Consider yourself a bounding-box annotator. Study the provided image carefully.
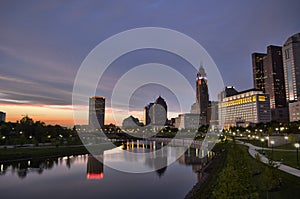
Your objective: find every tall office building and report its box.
[252,45,289,122]
[252,53,267,92]
[196,66,209,125]
[144,96,167,126]
[0,111,6,122]
[89,96,105,129]
[283,33,300,102]
[144,103,154,125]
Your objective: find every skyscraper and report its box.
[0,111,6,123]
[196,66,209,125]
[252,53,267,92]
[89,96,105,129]
[264,45,288,122]
[283,33,300,102]
[252,45,289,122]
[144,96,167,126]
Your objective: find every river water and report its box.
[0,141,213,199]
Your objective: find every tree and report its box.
[259,166,281,199]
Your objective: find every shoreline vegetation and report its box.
[0,145,88,162]
[188,141,300,199]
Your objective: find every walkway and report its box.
[237,140,300,177]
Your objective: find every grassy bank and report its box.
[191,141,300,199]
[0,145,88,162]
[258,149,300,169]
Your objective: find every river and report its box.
[0,140,213,199]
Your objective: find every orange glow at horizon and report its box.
[0,103,133,127]
[0,103,180,127]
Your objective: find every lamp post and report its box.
[284,136,288,146]
[261,138,265,153]
[270,140,275,159]
[295,143,299,168]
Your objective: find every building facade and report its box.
[252,53,267,92]
[174,113,200,129]
[89,96,105,129]
[283,33,300,102]
[122,115,143,129]
[144,96,167,126]
[252,45,289,122]
[289,101,300,122]
[219,89,271,129]
[0,111,6,123]
[195,66,209,125]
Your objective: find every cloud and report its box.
[0,98,31,104]
[0,0,299,125]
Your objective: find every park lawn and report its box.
[257,149,299,169]
[192,141,300,199]
[0,145,88,161]
[274,142,298,150]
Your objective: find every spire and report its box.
[197,62,207,77]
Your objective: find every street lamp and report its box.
[295,143,299,168]
[261,138,265,153]
[265,136,269,140]
[284,136,288,146]
[270,140,275,159]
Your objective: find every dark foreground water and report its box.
[0,143,211,199]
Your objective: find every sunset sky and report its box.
[1,0,299,127]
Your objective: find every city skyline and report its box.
[1,1,299,126]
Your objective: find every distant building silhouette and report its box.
[144,96,167,126]
[89,96,105,129]
[122,115,143,129]
[196,66,209,125]
[0,111,6,123]
[174,113,200,129]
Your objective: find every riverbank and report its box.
[0,145,88,162]
[187,141,300,199]
[184,143,226,199]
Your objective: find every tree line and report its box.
[0,116,81,146]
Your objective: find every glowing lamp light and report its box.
[284,136,288,140]
[270,140,275,145]
[295,143,300,148]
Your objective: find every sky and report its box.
[0,0,300,127]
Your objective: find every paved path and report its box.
[237,140,300,178]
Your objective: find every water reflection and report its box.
[0,140,214,182]
[0,157,61,179]
[87,155,104,180]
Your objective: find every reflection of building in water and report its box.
[143,143,168,177]
[0,157,63,179]
[178,148,215,183]
[86,155,104,180]
[145,155,168,177]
